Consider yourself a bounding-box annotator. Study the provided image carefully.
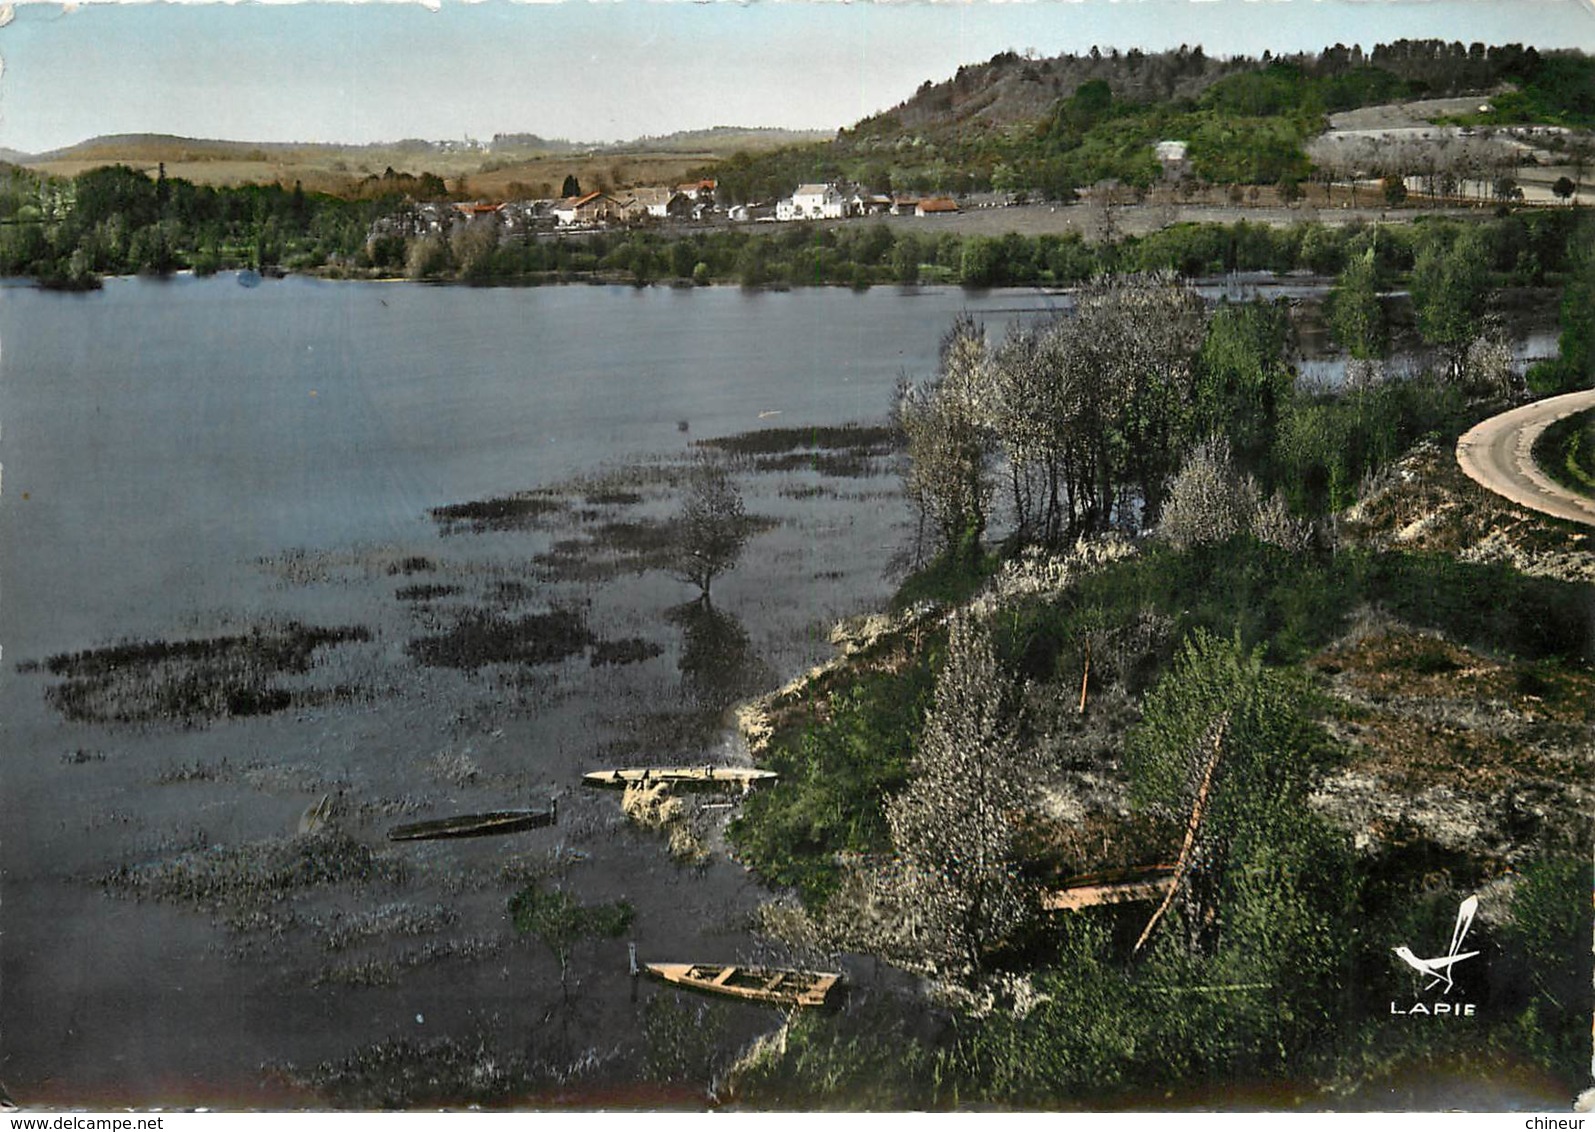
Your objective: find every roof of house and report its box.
[793,183,839,197]
[624,187,682,207]
[917,197,960,213]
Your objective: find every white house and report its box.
[1155,140,1190,181]
[777,183,848,221]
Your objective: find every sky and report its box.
[2,0,1594,155]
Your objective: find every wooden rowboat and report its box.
[1042,864,1176,912]
[387,804,556,842]
[582,767,778,789]
[644,962,841,1007]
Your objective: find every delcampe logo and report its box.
[1391,894,1479,1017]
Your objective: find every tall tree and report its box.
[899,316,996,565]
[885,614,1036,978]
[1411,223,1493,379]
[1327,246,1387,363]
[672,458,749,602]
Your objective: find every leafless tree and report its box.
[672,458,749,602]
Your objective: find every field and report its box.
[23,129,830,198]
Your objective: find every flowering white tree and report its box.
[885,614,1037,977]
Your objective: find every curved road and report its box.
[1456,389,1595,527]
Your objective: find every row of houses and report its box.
[369,177,963,243]
[775,183,960,221]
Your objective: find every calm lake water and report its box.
[0,273,1564,1108]
[0,274,1072,1107]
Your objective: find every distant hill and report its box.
[707,41,1593,202]
[859,47,1245,143]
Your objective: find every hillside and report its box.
[23,127,826,197]
[707,41,1595,203]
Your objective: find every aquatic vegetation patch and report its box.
[696,424,899,479]
[395,583,462,602]
[37,623,371,726]
[590,637,664,667]
[101,830,406,914]
[311,936,501,988]
[60,748,107,765]
[287,1033,618,1109]
[430,494,568,535]
[584,487,645,506]
[695,424,898,458]
[406,608,594,669]
[386,556,438,576]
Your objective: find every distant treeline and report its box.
[381,209,1587,297]
[0,163,405,287]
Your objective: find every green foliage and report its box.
[1498,854,1595,1082]
[1410,223,1494,360]
[1327,247,1387,360]
[1194,301,1296,468]
[1531,409,1595,496]
[507,882,634,990]
[1269,376,1470,515]
[1125,630,1330,818]
[729,662,937,906]
[1529,216,1595,393]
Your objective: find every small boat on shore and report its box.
[1042,864,1176,912]
[582,767,778,789]
[644,962,841,1008]
[387,803,557,842]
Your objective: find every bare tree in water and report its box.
[673,458,748,602]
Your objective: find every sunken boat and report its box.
[387,802,557,842]
[644,962,841,1007]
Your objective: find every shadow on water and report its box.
[666,599,774,715]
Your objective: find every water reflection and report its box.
[666,600,772,713]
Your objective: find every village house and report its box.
[851,191,895,216]
[453,201,505,228]
[676,178,718,203]
[729,202,777,222]
[553,191,621,227]
[915,196,960,217]
[617,187,695,221]
[1155,140,1191,181]
[777,183,848,221]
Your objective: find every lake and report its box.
[0,274,1076,1107]
[0,272,1563,1107]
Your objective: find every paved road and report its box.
[1456,389,1595,527]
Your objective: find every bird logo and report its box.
[1393,895,1479,994]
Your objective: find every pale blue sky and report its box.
[3,0,1593,154]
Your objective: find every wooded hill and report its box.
[704,41,1595,204]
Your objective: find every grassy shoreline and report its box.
[1532,408,1595,497]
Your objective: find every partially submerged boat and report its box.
[387,803,556,842]
[582,766,778,789]
[644,962,841,1008]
